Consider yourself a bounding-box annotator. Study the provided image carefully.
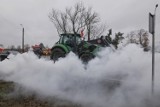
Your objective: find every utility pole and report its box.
[20,24,24,53]
[149,4,158,95]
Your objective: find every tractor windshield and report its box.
[59,35,69,44]
[75,36,81,45]
[59,34,82,45]
[63,35,70,44]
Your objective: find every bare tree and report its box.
[49,2,107,40]
[24,44,30,52]
[127,31,138,44]
[138,29,145,45]
[126,29,150,48]
[49,9,68,35]
[141,32,149,48]
[90,23,107,39]
[10,45,16,50]
[83,7,100,40]
[66,3,84,34]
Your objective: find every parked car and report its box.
[0,50,19,61]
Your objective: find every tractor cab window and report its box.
[76,36,81,45]
[60,34,74,47]
[59,35,70,44]
[59,34,81,46]
[66,35,75,46]
[63,35,69,44]
[59,36,63,44]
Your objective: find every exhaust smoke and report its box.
[0,44,160,107]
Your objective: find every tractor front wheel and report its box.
[50,48,66,62]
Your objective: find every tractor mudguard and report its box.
[51,44,71,54]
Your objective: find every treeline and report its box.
[0,44,30,53]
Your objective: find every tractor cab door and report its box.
[64,35,74,47]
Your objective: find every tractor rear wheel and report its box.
[79,52,95,64]
[50,48,66,62]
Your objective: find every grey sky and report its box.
[0,0,160,47]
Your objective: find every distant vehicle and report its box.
[32,43,51,58]
[0,50,19,61]
[0,48,4,53]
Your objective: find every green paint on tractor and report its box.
[50,33,111,63]
[52,44,71,53]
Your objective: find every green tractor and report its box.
[50,33,100,63]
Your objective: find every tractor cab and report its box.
[51,33,82,61]
[58,33,82,52]
[59,33,81,45]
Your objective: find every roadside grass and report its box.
[0,80,81,107]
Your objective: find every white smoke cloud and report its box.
[0,44,160,107]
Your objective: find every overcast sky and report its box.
[0,0,160,48]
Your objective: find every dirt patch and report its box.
[0,80,81,107]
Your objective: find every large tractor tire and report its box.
[79,52,95,64]
[50,48,66,62]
